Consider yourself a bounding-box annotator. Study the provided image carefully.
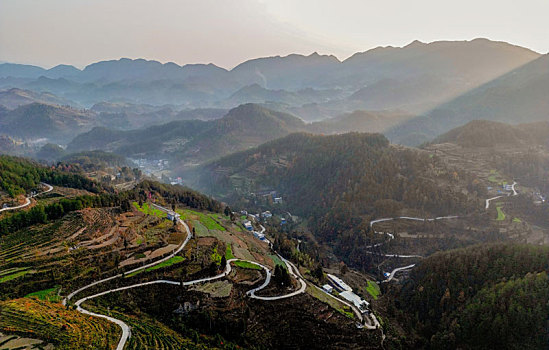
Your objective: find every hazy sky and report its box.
[1,0,548,69]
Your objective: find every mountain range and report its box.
[0,39,540,120]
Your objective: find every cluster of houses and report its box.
[241,210,288,225]
[129,158,170,177]
[251,190,283,205]
[323,274,370,313]
[169,177,183,186]
[241,216,268,242]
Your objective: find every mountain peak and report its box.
[404,40,425,48]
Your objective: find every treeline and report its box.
[394,243,549,349]
[0,180,222,236]
[59,150,131,171]
[0,193,122,236]
[0,155,100,197]
[494,150,549,193]
[133,180,222,213]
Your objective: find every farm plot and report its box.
[0,298,119,349]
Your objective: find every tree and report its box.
[274,264,291,287]
[340,262,348,275]
[220,255,227,269]
[121,199,131,212]
[312,264,324,281]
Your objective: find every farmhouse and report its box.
[322,284,334,293]
[167,211,180,221]
[243,220,253,231]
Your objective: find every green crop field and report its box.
[146,256,184,271]
[225,244,235,260]
[133,201,167,218]
[25,286,62,302]
[210,246,222,264]
[496,206,506,221]
[0,269,32,283]
[268,254,284,267]
[177,209,225,231]
[365,280,381,300]
[126,256,184,277]
[233,260,261,270]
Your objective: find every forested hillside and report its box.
[68,104,307,167]
[0,155,99,196]
[394,243,549,349]
[0,103,95,143]
[196,132,483,269]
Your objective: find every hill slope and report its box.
[0,103,96,143]
[0,88,77,109]
[194,132,483,270]
[67,104,306,167]
[394,243,549,349]
[386,54,549,145]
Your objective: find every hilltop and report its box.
[309,109,412,134]
[430,120,533,148]
[67,104,307,167]
[0,103,95,143]
[0,88,77,109]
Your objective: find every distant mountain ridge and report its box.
[0,39,540,114]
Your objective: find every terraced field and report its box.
[177,208,280,269]
[88,309,225,350]
[0,298,119,349]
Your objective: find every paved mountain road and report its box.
[0,183,53,213]
[65,203,309,349]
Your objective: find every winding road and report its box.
[0,183,53,213]
[381,264,416,283]
[368,215,459,260]
[64,203,308,349]
[485,181,517,209]
[371,181,519,282]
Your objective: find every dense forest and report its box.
[59,150,131,170]
[0,155,99,197]
[393,243,549,349]
[197,132,484,270]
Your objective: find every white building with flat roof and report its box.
[326,274,352,292]
[340,290,369,312]
[322,284,334,293]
